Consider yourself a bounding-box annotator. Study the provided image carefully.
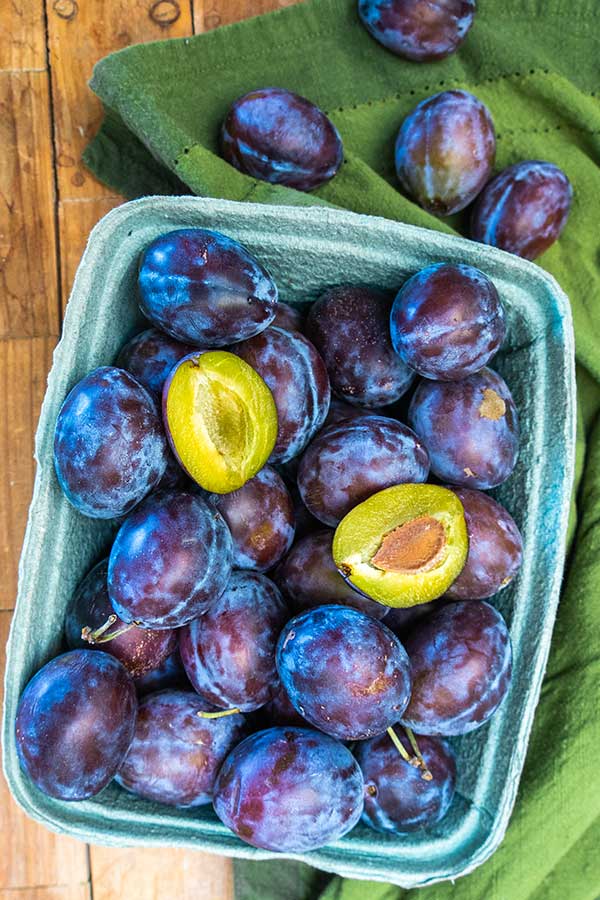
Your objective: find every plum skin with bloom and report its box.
[213,727,364,851]
[108,490,233,629]
[138,228,278,346]
[306,284,414,407]
[445,488,523,599]
[297,415,429,526]
[65,558,177,678]
[277,605,412,740]
[15,650,137,801]
[116,328,196,395]
[221,88,343,192]
[234,326,330,464]
[180,571,289,712]
[116,690,247,807]
[391,263,506,381]
[356,730,456,833]
[408,367,519,489]
[395,90,495,216]
[53,366,168,519]
[471,160,572,260]
[358,0,476,62]
[401,600,513,735]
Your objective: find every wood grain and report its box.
[0,72,60,338]
[89,846,234,900]
[0,0,46,72]
[46,0,194,202]
[194,0,300,31]
[58,198,123,312]
[0,611,90,893]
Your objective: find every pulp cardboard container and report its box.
[2,197,575,888]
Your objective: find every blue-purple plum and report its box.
[138,228,278,346]
[391,264,506,380]
[180,571,288,712]
[401,600,512,735]
[108,491,233,629]
[53,367,168,518]
[221,88,343,192]
[395,90,495,216]
[273,301,304,332]
[277,606,411,740]
[134,648,191,696]
[116,690,246,807]
[262,676,309,728]
[273,529,388,620]
[356,730,456,833]
[359,0,475,61]
[213,727,364,851]
[209,466,295,572]
[234,326,330,464]
[15,650,137,800]
[306,285,414,406]
[297,415,429,526]
[409,367,519,488]
[471,160,572,260]
[65,558,177,678]
[116,328,196,395]
[445,488,523,599]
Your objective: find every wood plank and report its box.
[0,611,90,892]
[0,0,46,72]
[46,0,195,202]
[89,846,234,900]
[58,198,123,312]
[194,0,301,31]
[0,338,56,611]
[0,71,60,339]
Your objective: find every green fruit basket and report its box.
[2,197,575,888]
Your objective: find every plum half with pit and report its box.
[332,483,468,607]
[138,228,278,346]
[395,90,495,216]
[391,263,506,381]
[163,350,277,493]
[358,0,476,62]
[409,367,519,488]
[221,88,343,192]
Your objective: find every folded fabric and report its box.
[84,2,600,898]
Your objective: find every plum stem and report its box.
[197,708,242,719]
[403,726,433,781]
[81,615,136,645]
[386,726,413,764]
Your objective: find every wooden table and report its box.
[1,2,298,897]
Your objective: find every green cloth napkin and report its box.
[84,2,600,897]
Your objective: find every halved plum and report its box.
[163,350,277,493]
[332,484,468,607]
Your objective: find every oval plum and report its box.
[116,328,196,395]
[358,0,475,62]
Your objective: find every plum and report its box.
[297,415,429,526]
[471,160,572,259]
[65,558,177,678]
[261,676,309,728]
[138,228,277,346]
[180,571,288,712]
[272,301,304,332]
[395,90,495,216]
[116,690,246,807]
[15,650,137,800]
[108,490,233,629]
[273,529,389,619]
[221,88,343,192]
[209,466,295,572]
[163,350,277,493]
[116,328,196,395]
[409,367,519,488]
[306,285,414,406]
[332,484,468,606]
[134,648,191,696]
[356,730,456,833]
[53,367,168,518]
[213,727,364,851]
[234,326,330,464]
[390,263,506,380]
[277,605,412,740]
[359,0,475,62]
[401,600,512,734]
[446,488,523,599]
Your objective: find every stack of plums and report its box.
[16,224,523,852]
